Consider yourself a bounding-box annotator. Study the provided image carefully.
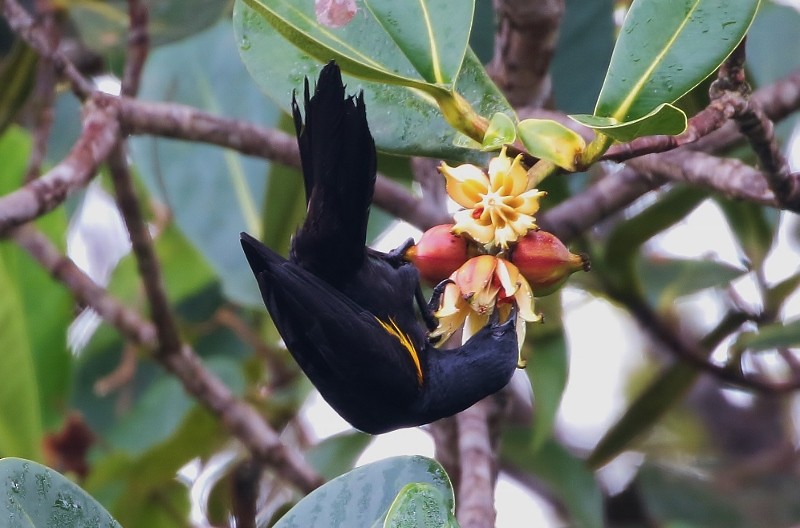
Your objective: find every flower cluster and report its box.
[441,147,547,250]
[404,147,588,367]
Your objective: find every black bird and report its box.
[240,62,519,434]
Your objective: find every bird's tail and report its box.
[290,61,377,284]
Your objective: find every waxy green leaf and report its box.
[596,0,759,122]
[481,112,516,150]
[274,456,454,528]
[517,118,586,170]
[1,458,121,528]
[234,0,513,161]
[571,102,686,142]
[364,0,473,85]
[383,483,460,528]
[733,319,800,353]
[577,0,759,140]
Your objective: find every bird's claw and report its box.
[385,238,416,267]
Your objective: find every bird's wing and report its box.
[241,233,421,396]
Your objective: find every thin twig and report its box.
[0,98,119,237]
[121,0,149,98]
[455,399,499,528]
[1,0,94,98]
[621,293,800,395]
[11,223,323,492]
[538,164,664,244]
[103,94,449,230]
[107,142,182,357]
[627,150,795,211]
[23,0,59,182]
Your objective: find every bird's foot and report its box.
[384,238,415,267]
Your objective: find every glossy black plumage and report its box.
[240,62,519,434]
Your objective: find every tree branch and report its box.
[1,0,94,98]
[487,0,565,108]
[0,98,119,237]
[104,94,448,230]
[120,0,149,98]
[10,224,323,492]
[455,399,499,528]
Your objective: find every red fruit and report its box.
[405,224,470,285]
[510,230,590,296]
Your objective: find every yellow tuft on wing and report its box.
[375,317,423,386]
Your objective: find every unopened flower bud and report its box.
[510,230,590,296]
[405,224,470,285]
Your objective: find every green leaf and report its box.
[526,296,568,451]
[604,186,707,296]
[0,257,43,461]
[129,21,278,306]
[637,256,747,309]
[105,356,244,456]
[588,362,698,469]
[0,126,73,431]
[363,0,474,85]
[747,1,800,88]
[68,0,230,56]
[0,40,36,136]
[306,431,372,480]
[105,223,217,317]
[716,198,776,270]
[482,112,516,151]
[383,483,460,528]
[260,115,308,256]
[594,0,760,123]
[550,0,615,114]
[233,0,513,161]
[517,118,586,170]
[274,456,454,527]
[588,312,741,468]
[85,406,228,527]
[570,102,687,142]
[733,319,800,352]
[765,273,800,317]
[1,458,122,528]
[501,431,603,528]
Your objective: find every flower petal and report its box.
[453,209,496,245]
[507,153,529,195]
[515,189,546,215]
[495,259,521,297]
[431,290,468,346]
[515,312,528,368]
[433,281,463,318]
[493,223,521,249]
[513,276,542,323]
[487,147,513,192]
[440,162,489,208]
[462,311,490,344]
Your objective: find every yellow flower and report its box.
[440,147,546,249]
[430,255,542,367]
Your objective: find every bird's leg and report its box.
[384,237,415,267]
[420,279,453,333]
[416,284,438,331]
